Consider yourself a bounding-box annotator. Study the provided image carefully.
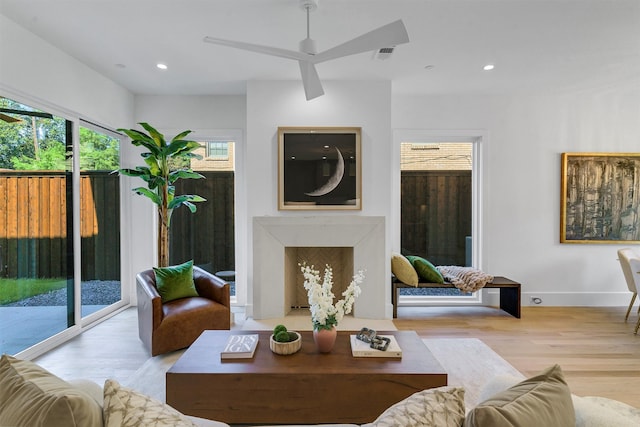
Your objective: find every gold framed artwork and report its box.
[560,152,640,243]
[278,127,361,210]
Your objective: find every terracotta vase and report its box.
[313,326,338,353]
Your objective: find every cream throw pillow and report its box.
[103,379,199,427]
[391,252,419,286]
[0,354,102,427]
[363,386,465,427]
[464,364,575,427]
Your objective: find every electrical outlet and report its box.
[530,296,543,305]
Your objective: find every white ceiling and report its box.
[1,0,639,97]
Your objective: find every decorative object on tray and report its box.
[351,327,402,358]
[300,262,365,353]
[220,334,259,360]
[269,324,302,355]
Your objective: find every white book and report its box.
[350,335,402,358]
[220,334,259,360]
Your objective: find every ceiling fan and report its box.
[203,0,409,100]
[0,107,53,123]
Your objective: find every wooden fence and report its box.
[0,171,120,279]
[169,171,235,275]
[1,169,463,278]
[401,170,472,266]
[0,170,236,280]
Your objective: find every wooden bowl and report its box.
[269,331,302,355]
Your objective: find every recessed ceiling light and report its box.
[115,63,126,69]
[424,65,435,70]
[156,63,168,70]
[483,64,495,71]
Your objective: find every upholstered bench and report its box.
[391,276,521,319]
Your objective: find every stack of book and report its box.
[350,335,402,358]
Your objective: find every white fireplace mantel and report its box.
[252,216,387,319]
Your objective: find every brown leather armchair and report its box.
[136,266,231,356]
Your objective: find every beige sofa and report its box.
[2,354,639,427]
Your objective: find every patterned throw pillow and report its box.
[103,379,199,427]
[153,260,199,303]
[363,386,465,427]
[391,252,419,286]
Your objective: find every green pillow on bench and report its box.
[406,256,444,284]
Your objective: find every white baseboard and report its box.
[483,290,633,307]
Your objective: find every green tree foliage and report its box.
[0,97,119,171]
[79,127,119,171]
[11,140,67,170]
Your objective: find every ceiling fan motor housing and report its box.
[299,37,317,54]
[300,0,318,12]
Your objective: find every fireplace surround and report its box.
[252,216,387,319]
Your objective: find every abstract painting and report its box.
[561,152,640,243]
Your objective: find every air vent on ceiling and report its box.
[373,47,395,60]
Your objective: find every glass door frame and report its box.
[3,88,131,359]
[76,120,129,326]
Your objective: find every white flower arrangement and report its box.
[300,263,365,331]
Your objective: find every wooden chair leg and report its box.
[635,316,640,335]
[625,293,637,321]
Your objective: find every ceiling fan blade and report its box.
[203,36,310,62]
[0,113,23,123]
[0,107,53,119]
[313,19,409,64]
[299,61,324,100]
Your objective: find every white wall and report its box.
[0,15,133,129]
[393,86,640,306]
[245,80,393,317]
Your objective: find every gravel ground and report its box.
[3,280,235,306]
[4,281,121,307]
[400,287,471,296]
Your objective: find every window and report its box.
[170,139,236,297]
[0,95,127,358]
[206,141,229,160]
[393,131,483,306]
[0,96,75,356]
[78,122,123,318]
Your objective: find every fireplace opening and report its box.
[284,247,354,313]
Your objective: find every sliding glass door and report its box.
[79,122,122,318]
[0,97,126,356]
[0,97,75,355]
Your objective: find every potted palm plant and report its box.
[118,122,205,267]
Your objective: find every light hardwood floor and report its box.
[33,305,640,408]
[395,305,640,407]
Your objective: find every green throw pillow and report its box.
[406,255,444,284]
[153,260,198,303]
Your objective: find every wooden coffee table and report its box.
[166,330,447,424]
